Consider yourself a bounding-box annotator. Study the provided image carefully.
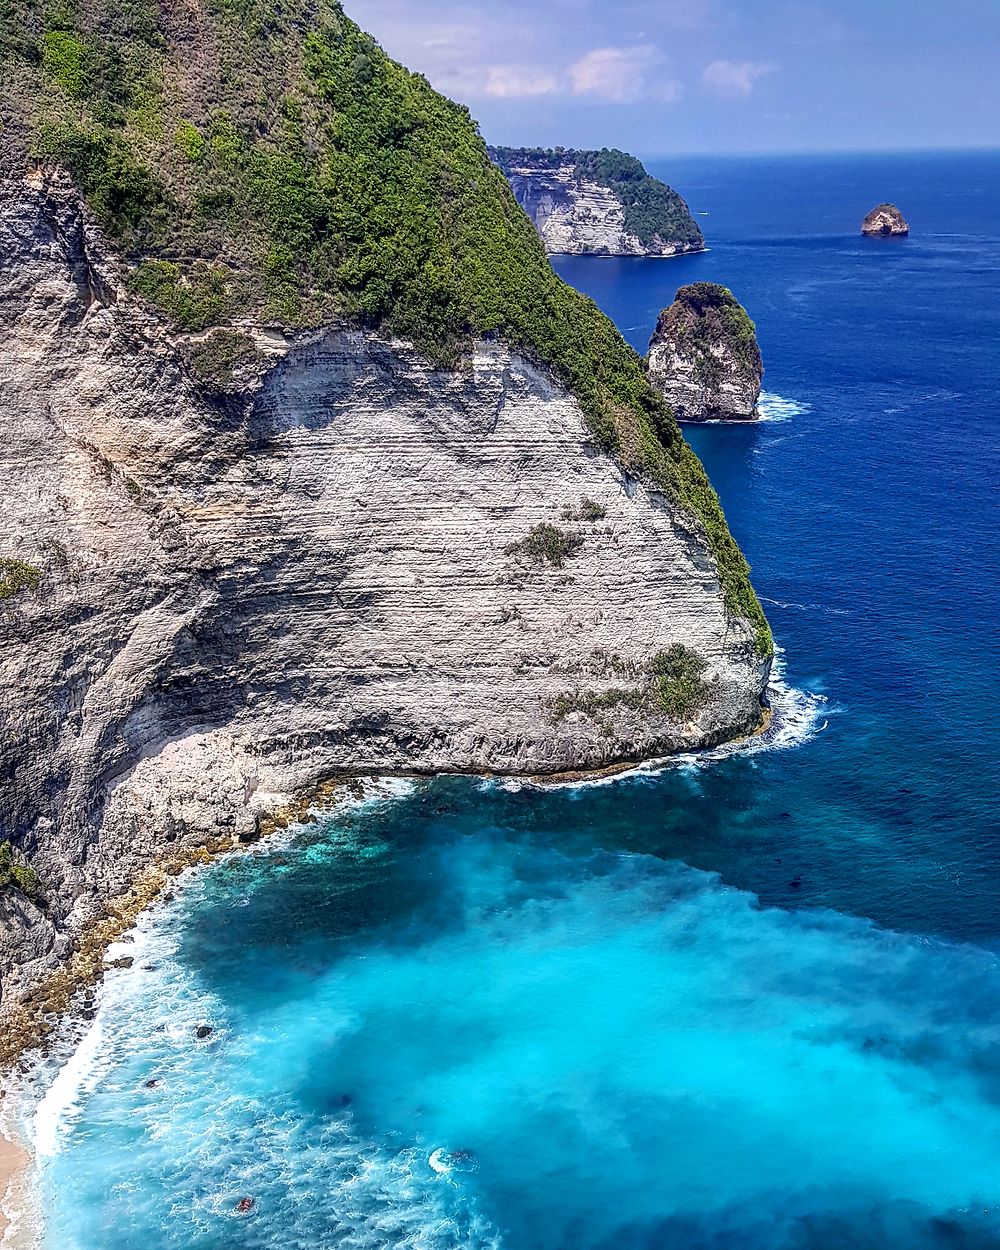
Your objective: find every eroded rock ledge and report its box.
[0,170,768,1021]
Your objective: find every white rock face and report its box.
[0,171,767,1007]
[647,287,764,423]
[499,158,696,257]
[861,203,909,236]
[648,336,761,422]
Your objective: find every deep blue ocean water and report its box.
[29,152,1000,1249]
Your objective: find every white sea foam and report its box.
[0,1077,39,1250]
[760,595,851,617]
[302,775,418,823]
[31,1018,104,1159]
[24,774,422,1167]
[756,391,811,423]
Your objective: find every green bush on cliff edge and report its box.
[0,842,41,898]
[0,0,770,656]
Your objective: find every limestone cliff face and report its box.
[861,204,910,236]
[489,148,704,258]
[0,172,769,1009]
[647,284,764,423]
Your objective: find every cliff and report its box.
[861,204,909,236]
[647,284,764,422]
[0,0,769,1020]
[489,147,704,257]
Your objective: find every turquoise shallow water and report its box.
[31,151,1000,1248]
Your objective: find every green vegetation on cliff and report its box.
[492,146,704,250]
[0,557,42,600]
[548,644,712,730]
[657,283,762,385]
[651,644,710,718]
[0,841,41,897]
[0,0,769,655]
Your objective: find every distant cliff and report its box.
[489,147,704,257]
[648,284,763,422]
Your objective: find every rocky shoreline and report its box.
[0,687,779,1245]
[0,692,769,1072]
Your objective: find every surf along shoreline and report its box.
[0,1113,32,1249]
[0,691,776,1074]
[0,669,822,1246]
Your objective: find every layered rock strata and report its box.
[0,172,769,1013]
[647,283,764,422]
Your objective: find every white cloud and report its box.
[483,65,560,98]
[570,45,680,104]
[700,59,776,98]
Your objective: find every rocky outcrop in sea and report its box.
[861,204,910,236]
[647,283,764,422]
[489,147,704,257]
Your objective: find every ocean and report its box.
[25,151,1000,1249]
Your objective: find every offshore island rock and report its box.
[647,284,764,422]
[861,204,910,236]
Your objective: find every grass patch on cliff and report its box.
[550,644,714,728]
[507,523,584,568]
[0,558,42,600]
[2,0,770,655]
[186,328,260,389]
[561,497,606,522]
[650,644,711,719]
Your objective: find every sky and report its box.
[345,0,1000,156]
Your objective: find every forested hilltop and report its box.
[0,0,767,653]
[491,146,704,251]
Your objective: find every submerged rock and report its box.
[647,284,764,422]
[861,203,910,236]
[195,1025,213,1040]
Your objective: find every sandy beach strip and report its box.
[0,1126,33,1248]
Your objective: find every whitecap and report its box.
[31,1015,104,1158]
[760,595,851,617]
[428,1148,452,1175]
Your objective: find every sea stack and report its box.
[861,204,910,236]
[647,284,764,422]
